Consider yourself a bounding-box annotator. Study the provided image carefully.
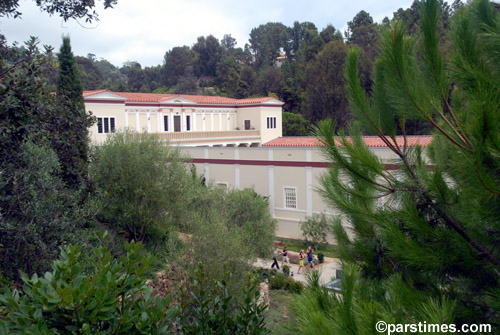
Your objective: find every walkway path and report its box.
[253,256,342,285]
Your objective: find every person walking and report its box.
[281,245,290,267]
[297,250,305,274]
[271,248,280,270]
[306,246,314,271]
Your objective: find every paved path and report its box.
[253,257,342,285]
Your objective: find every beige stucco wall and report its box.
[86,102,126,144]
[236,107,260,131]
[259,106,283,144]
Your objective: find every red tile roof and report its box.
[83,90,281,105]
[263,136,433,148]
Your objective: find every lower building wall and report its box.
[180,146,369,241]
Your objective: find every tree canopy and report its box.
[0,0,117,22]
[312,0,500,328]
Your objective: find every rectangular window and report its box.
[267,117,277,129]
[97,118,103,133]
[186,115,191,131]
[164,115,168,131]
[103,117,109,133]
[284,187,297,209]
[97,117,115,134]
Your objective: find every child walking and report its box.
[297,250,305,274]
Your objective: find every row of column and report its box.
[125,109,237,133]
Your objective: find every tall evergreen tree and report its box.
[306,0,499,330]
[53,36,93,189]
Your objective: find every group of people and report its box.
[271,245,316,274]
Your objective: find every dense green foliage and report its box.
[292,264,457,334]
[299,213,332,248]
[0,37,91,282]
[185,186,276,298]
[0,236,176,334]
[308,0,500,329]
[282,111,311,136]
[90,131,196,243]
[53,36,94,189]
[177,263,268,335]
[0,142,85,281]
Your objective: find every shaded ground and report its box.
[265,289,297,335]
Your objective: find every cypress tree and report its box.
[53,36,93,189]
[306,0,499,330]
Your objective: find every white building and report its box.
[84,90,432,239]
[84,90,283,147]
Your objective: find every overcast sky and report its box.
[1,0,415,67]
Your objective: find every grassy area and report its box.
[275,237,338,259]
[265,289,297,335]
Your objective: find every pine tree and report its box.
[311,0,499,328]
[53,36,94,189]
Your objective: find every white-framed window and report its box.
[283,187,297,209]
[163,115,169,132]
[267,117,276,129]
[97,117,115,134]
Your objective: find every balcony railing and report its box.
[156,130,260,142]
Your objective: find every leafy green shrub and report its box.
[254,267,277,282]
[269,273,286,290]
[0,141,88,282]
[282,265,290,276]
[0,233,175,334]
[90,130,197,242]
[185,186,276,299]
[299,213,332,248]
[284,278,304,294]
[178,263,268,335]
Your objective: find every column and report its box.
[157,109,161,131]
[306,149,312,216]
[235,148,240,189]
[204,148,209,187]
[147,111,151,133]
[268,149,275,216]
[135,111,140,132]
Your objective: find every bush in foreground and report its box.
[0,233,175,334]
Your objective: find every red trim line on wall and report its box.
[191,158,329,168]
[190,158,427,170]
